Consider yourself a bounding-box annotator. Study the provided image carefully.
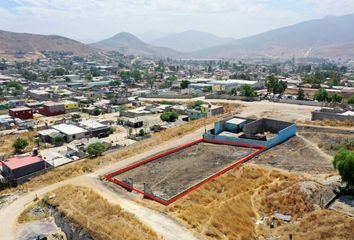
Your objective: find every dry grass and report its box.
[256,180,314,219]
[17,200,49,224]
[0,115,222,194]
[297,119,354,128]
[275,209,354,240]
[143,164,309,240]
[139,164,352,240]
[0,131,37,157]
[47,185,158,240]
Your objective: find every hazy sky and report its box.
[0,0,354,43]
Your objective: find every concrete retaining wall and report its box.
[311,111,354,121]
[205,94,261,102]
[271,98,327,107]
[143,94,201,99]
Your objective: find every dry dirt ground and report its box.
[139,164,354,240]
[249,127,354,174]
[114,142,256,202]
[249,135,335,174]
[46,185,158,240]
[0,131,37,158]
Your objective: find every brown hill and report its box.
[91,32,186,58]
[0,30,96,57]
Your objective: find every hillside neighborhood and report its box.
[0,3,353,240]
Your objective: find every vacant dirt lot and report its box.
[298,131,354,156]
[114,142,256,202]
[250,135,335,174]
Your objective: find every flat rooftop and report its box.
[38,129,60,136]
[9,107,32,111]
[79,120,107,129]
[226,118,247,125]
[52,124,87,135]
[3,156,43,170]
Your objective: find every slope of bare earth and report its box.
[139,164,353,240]
[139,165,311,239]
[250,136,334,174]
[273,209,354,239]
[0,30,96,56]
[46,185,158,240]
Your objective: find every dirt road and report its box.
[0,127,207,240]
[142,97,319,122]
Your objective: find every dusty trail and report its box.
[297,134,332,161]
[0,127,207,240]
[0,175,199,240]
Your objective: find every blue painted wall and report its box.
[204,123,296,149]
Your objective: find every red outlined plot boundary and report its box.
[104,138,266,205]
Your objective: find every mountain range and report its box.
[192,14,354,58]
[0,30,95,56]
[149,30,234,52]
[90,32,183,58]
[1,13,354,59]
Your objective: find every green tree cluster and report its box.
[160,111,179,122]
[348,95,354,105]
[265,76,287,94]
[297,88,305,100]
[333,148,354,191]
[189,100,205,108]
[180,80,190,89]
[53,136,65,146]
[314,88,329,102]
[314,89,343,103]
[13,137,28,154]
[239,85,256,97]
[87,142,106,157]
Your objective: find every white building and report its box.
[51,124,88,142]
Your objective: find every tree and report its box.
[265,76,287,94]
[160,111,179,122]
[314,88,329,102]
[53,136,65,146]
[147,77,155,89]
[330,93,343,103]
[228,88,237,96]
[332,148,354,191]
[297,88,305,100]
[139,129,145,137]
[71,113,81,120]
[110,80,121,86]
[34,137,41,147]
[189,100,205,108]
[13,137,28,154]
[92,107,101,116]
[87,142,106,157]
[347,95,354,105]
[180,80,190,89]
[239,85,256,97]
[203,86,212,93]
[119,71,130,80]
